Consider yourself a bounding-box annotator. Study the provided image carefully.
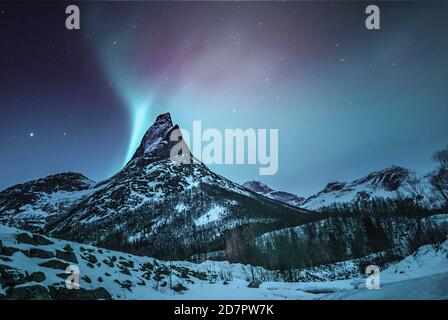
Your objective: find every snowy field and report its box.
[1,224,447,300]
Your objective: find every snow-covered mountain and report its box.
[246,166,423,211]
[302,166,416,210]
[0,173,97,231]
[1,224,446,300]
[243,181,306,207]
[0,113,312,260]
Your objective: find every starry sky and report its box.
[1,1,448,197]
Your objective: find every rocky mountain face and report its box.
[0,173,96,231]
[243,181,306,207]
[39,113,312,260]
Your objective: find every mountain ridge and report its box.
[244,165,421,211]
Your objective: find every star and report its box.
[29,132,34,137]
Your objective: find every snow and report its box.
[194,206,227,227]
[175,203,187,212]
[321,273,448,300]
[1,224,447,300]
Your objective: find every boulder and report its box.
[248,280,262,288]
[28,271,46,283]
[0,264,27,287]
[5,285,52,300]
[16,233,54,246]
[171,283,187,293]
[1,246,19,257]
[38,260,69,271]
[55,249,78,264]
[49,286,112,300]
[81,276,91,284]
[81,253,97,264]
[24,248,55,259]
[15,233,35,245]
[32,234,54,245]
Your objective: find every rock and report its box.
[119,260,134,268]
[33,234,54,245]
[103,258,115,267]
[191,270,208,281]
[38,260,69,270]
[49,286,112,300]
[140,262,154,272]
[142,271,152,280]
[171,283,187,293]
[16,233,35,245]
[5,285,52,300]
[63,244,74,252]
[0,264,27,287]
[137,278,146,286]
[16,233,53,246]
[28,271,46,283]
[118,266,131,275]
[55,249,78,264]
[248,281,262,288]
[81,253,97,264]
[114,279,134,292]
[1,246,19,257]
[24,248,55,259]
[0,256,12,262]
[56,273,69,280]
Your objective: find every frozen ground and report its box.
[1,224,447,300]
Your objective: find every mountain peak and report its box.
[155,112,173,125]
[353,165,409,191]
[130,112,175,161]
[243,180,305,207]
[243,181,273,194]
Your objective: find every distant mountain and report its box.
[0,173,96,230]
[243,181,305,207]
[246,166,425,211]
[302,166,416,210]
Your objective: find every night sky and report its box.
[1,1,447,196]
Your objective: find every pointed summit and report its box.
[130,112,175,161]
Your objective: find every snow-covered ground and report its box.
[1,224,447,300]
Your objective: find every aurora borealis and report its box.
[1,1,448,196]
